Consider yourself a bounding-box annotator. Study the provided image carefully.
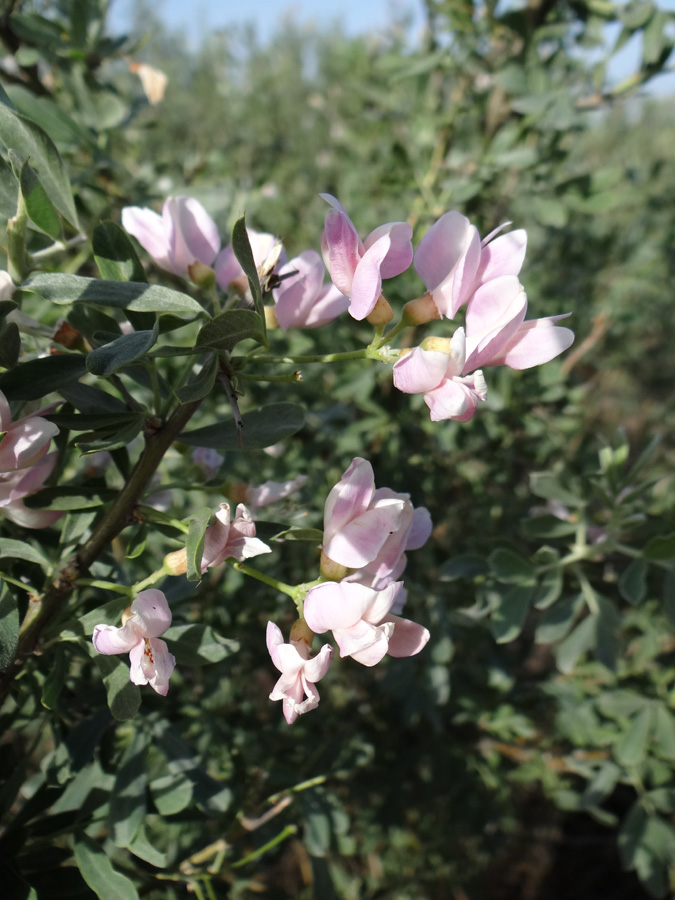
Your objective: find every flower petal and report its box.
[496,320,575,369]
[131,589,172,638]
[323,457,374,543]
[364,221,413,279]
[92,622,139,655]
[323,498,405,568]
[385,615,430,657]
[348,233,390,320]
[304,581,375,633]
[393,348,449,395]
[121,206,172,272]
[321,208,362,297]
[475,228,527,284]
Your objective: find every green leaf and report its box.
[164,624,239,665]
[196,308,267,351]
[535,593,583,644]
[150,773,193,816]
[489,548,536,586]
[619,558,648,605]
[73,833,140,900]
[175,353,218,404]
[521,515,578,539]
[0,102,78,228]
[50,412,141,432]
[653,705,675,760]
[24,273,204,317]
[231,214,265,329]
[17,154,62,239]
[24,486,114,510]
[4,84,96,149]
[0,155,18,219]
[0,537,51,567]
[533,565,563,610]
[185,508,213,582]
[127,826,167,868]
[595,596,620,671]
[0,353,86,400]
[490,586,532,644]
[556,615,596,674]
[94,655,141,721]
[439,554,489,581]
[529,471,585,508]
[0,321,21,369]
[0,867,37,900]
[41,645,68,709]
[75,413,145,454]
[664,571,675,628]
[93,220,148,283]
[0,583,19,671]
[181,402,305,450]
[60,382,128,414]
[110,730,147,848]
[596,689,647,720]
[79,596,131,635]
[644,533,675,561]
[615,706,655,767]
[86,324,159,376]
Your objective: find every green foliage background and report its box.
[1,1,675,898]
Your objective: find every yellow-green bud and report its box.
[163,548,188,576]
[402,292,442,326]
[188,261,217,290]
[420,336,452,354]
[320,550,350,582]
[366,295,394,326]
[265,306,280,329]
[290,618,314,645]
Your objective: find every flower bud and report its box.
[164,548,188,576]
[320,550,351,582]
[420,336,452,354]
[366,295,394,326]
[402,292,442,326]
[264,306,280,329]
[289,617,314,646]
[188,261,216,290]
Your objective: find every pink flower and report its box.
[92,589,176,696]
[322,458,407,570]
[393,276,574,422]
[0,270,15,302]
[215,228,285,292]
[414,212,527,318]
[192,447,224,480]
[303,581,430,667]
[245,475,307,515]
[266,622,333,724]
[0,390,59,471]
[272,250,349,329]
[200,502,270,571]
[345,490,432,592]
[122,196,221,279]
[0,451,62,529]
[320,194,413,320]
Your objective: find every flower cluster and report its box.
[0,389,62,529]
[264,458,431,725]
[304,457,431,665]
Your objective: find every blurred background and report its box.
[1,1,675,897]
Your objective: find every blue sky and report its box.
[110,0,674,94]
[110,0,423,44]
